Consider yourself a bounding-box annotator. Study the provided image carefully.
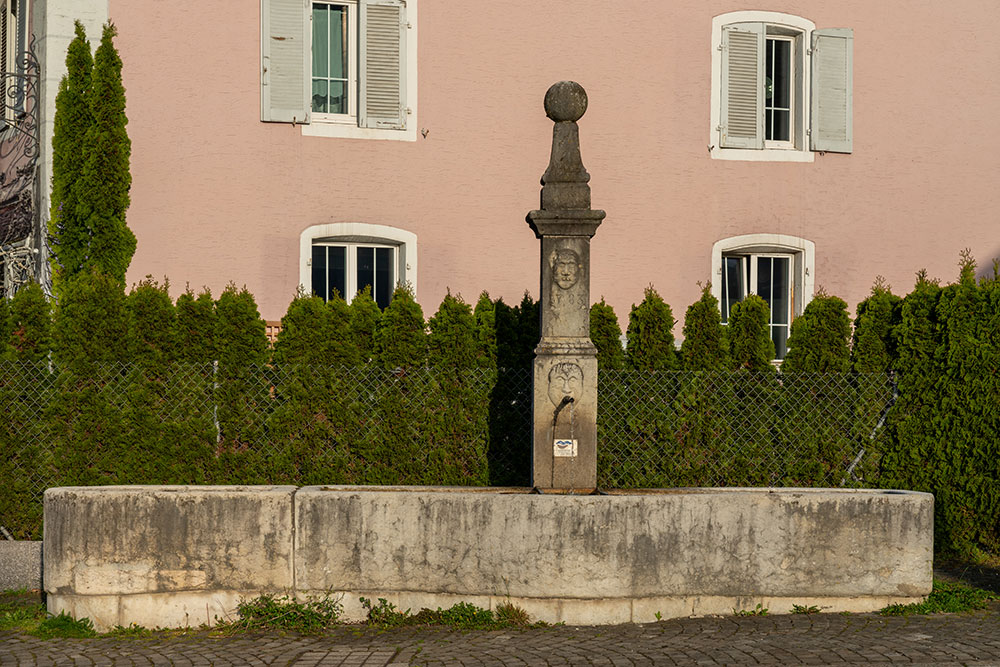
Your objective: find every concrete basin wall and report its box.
[44,485,933,629]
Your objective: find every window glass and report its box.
[375,247,393,309]
[356,246,374,299]
[722,256,745,323]
[765,38,792,142]
[311,3,349,114]
[311,245,327,299]
[329,246,346,299]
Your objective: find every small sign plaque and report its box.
[553,439,578,457]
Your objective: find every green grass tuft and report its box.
[880,580,997,616]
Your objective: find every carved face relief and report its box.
[548,362,584,407]
[550,249,582,290]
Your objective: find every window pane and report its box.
[311,246,327,299]
[330,6,347,79]
[311,79,328,113]
[773,325,788,359]
[771,257,790,325]
[312,5,329,78]
[757,256,772,304]
[773,40,790,108]
[328,80,347,115]
[329,246,346,300]
[723,256,744,323]
[357,247,374,300]
[375,247,394,309]
[772,110,790,142]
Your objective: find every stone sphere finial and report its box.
[544,81,587,122]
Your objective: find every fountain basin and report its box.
[45,485,932,630]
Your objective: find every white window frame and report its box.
[299,222,417,303]
[712,233,815,359]
[710,11,815,162]
[309,1,358,125]
[762,34,795,150]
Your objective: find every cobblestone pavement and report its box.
[2,611,999,666]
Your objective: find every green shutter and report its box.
[720,23,764,149]
[810,28,853,153]
[261,0,310,123]
[360,0,406,130]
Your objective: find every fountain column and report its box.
[527,81,606,491]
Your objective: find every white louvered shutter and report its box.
[261,0,310,123]
[810,28,853,153]
[360,0,406,130]
[720,23,764,149]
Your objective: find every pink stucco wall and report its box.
[108,0,1000,327]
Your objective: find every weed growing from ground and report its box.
[106,623,153,637]
[361,597,539,630]
[879,580,997,616]
[31,612,98,639]
[791,604,821,614]
[733,603,768,617]
[218,593,343,634]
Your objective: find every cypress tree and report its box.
[273,290,358,367]
[126,277,177,368]
[73,22,135,285]
[473,291,497,368]
[427,292,491,484]
[590,298,624,370]
[52,269,129,369]
[176,287,217,364]
[374,285,426,369]
[782,291,851,373]
[626,286,678,371]
[349,285,381,363]
[727,295,774,372]
[214,283,268,459]
[681,284,726,371]
[851,277,902,374]
[5,282,51,362]
[428,292,481,369]
[268,290,358,485]
[48,22,93,292]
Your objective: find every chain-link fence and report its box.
[0,361,894,539]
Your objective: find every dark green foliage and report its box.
[126,277,176,367]
[349,285,382,363]
[6,282,51,362]
[73,22,134,286]
[52,269,129,369]
[851,277,902,374]
[48,22,93,293]
[0,295,10,357]
[881,255,1000,557]
[175,287,217,364]
[374,285,426,369]
[626,286,678,371]
[268,291,360,484]
[214,284,269,470]
[273,290,358,367]
[590,298,624,370]
[428,292,482,369]
[727,295,774,371]
[425,292,490,484]
[782,292,851,373]
[31,612,98,639]
[473,291,498,368]
[681,285,726,371]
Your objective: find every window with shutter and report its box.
[261,0,415,140]
[709,12,852,161]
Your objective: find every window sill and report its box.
[301,120,417,142]
[710,146,815,162]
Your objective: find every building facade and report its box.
[7,0,1000,357]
